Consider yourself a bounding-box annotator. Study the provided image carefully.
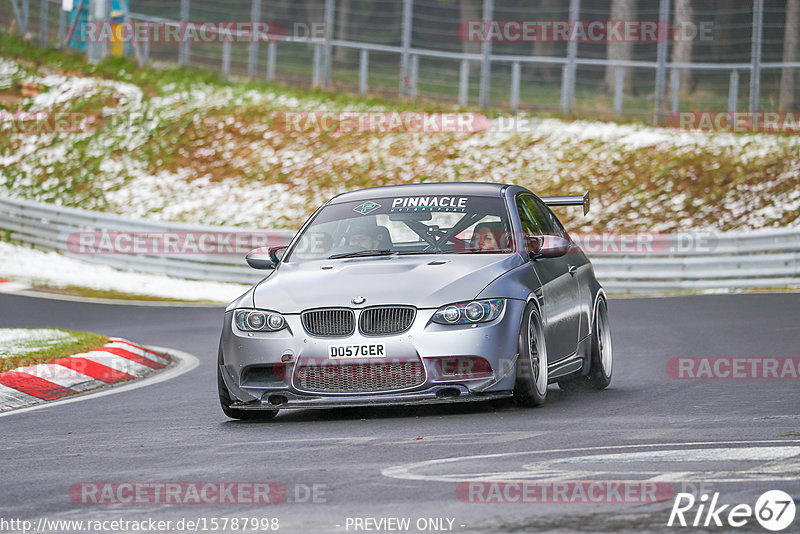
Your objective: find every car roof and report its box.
[327,182,512,205]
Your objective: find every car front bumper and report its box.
[219,300,525,409]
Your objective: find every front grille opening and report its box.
[301,308,355,337]
[295,361,425,393]
[359,306,416,336]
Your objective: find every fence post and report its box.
[179,0,190,66]
[400,0,413,96]
[671,69,680,112]
[458,59,469,106]
[653,0,670,124]
[479,0,493,109]
[39,0,48,46]
[222,33,231,77]
[323,0,334,88]
[312,44,322,86]
[359,49,368,95]
[510,61,520,110]
[116,0,145,66]
[266,41,276,81]
[728,70,740,113]
[86,0,107,64]
[560,0,579,113]
[749,0,763,112]
[59,5,66,46]
[409,54,419,99]
[248,0,262,78]
[614,66,625,115]
[22,0,29,34]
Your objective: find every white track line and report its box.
[0,346,198,418]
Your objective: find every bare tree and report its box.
[780,0,800,110]
[671,0,694,95]
[603,0,636,94]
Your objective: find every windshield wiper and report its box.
[328,249,397,259]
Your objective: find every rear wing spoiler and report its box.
[540,192,591,216]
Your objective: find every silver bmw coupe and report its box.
[218,182,612,419]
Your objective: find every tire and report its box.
[218,342,278,420]
[513,303,548,407]
[586,298,613,390]
[558,297,612,392]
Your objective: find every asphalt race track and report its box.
[1,292,798,533]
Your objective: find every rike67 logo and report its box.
[668,490,796,531]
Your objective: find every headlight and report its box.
[235,309,286,332]
[432,299,505,325]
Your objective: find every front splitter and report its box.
[231,386,513,410]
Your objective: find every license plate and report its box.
[328,343,386,359]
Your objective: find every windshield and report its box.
[285,195,514,262]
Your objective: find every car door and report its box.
[516,194,582,362]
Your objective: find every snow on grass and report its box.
[1,55,799,235]
[0,328,77,359]
[0,241,249,303]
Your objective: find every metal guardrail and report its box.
[1,196,798,293]
[0,196,293,284]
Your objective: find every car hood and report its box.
[253,254,524,312]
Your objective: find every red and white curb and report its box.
[0,338,171,413]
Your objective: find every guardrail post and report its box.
[400,0,413,96]
[409,54,418,99]
[312,44,322,87]
[479,0,493,109]
[248,0,262,78]
[39,0,48,46]
[266,41,276,81]
[653,0,670,124]
[222,32,231,78]
[749,0,764,112]
[560,0,579,113]
[671,69,680,112]
[179,0,190,66]
[359,49,369,94]
[323,0,334,88]
[728,70,740,113]
[510,61,520,110]
[458,59,469,106]
[613,66,625,115]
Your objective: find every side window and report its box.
[529,197,568,238]
[516,195,551,237]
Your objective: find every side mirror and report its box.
[526,235,571,259]
[245,246,287,270]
